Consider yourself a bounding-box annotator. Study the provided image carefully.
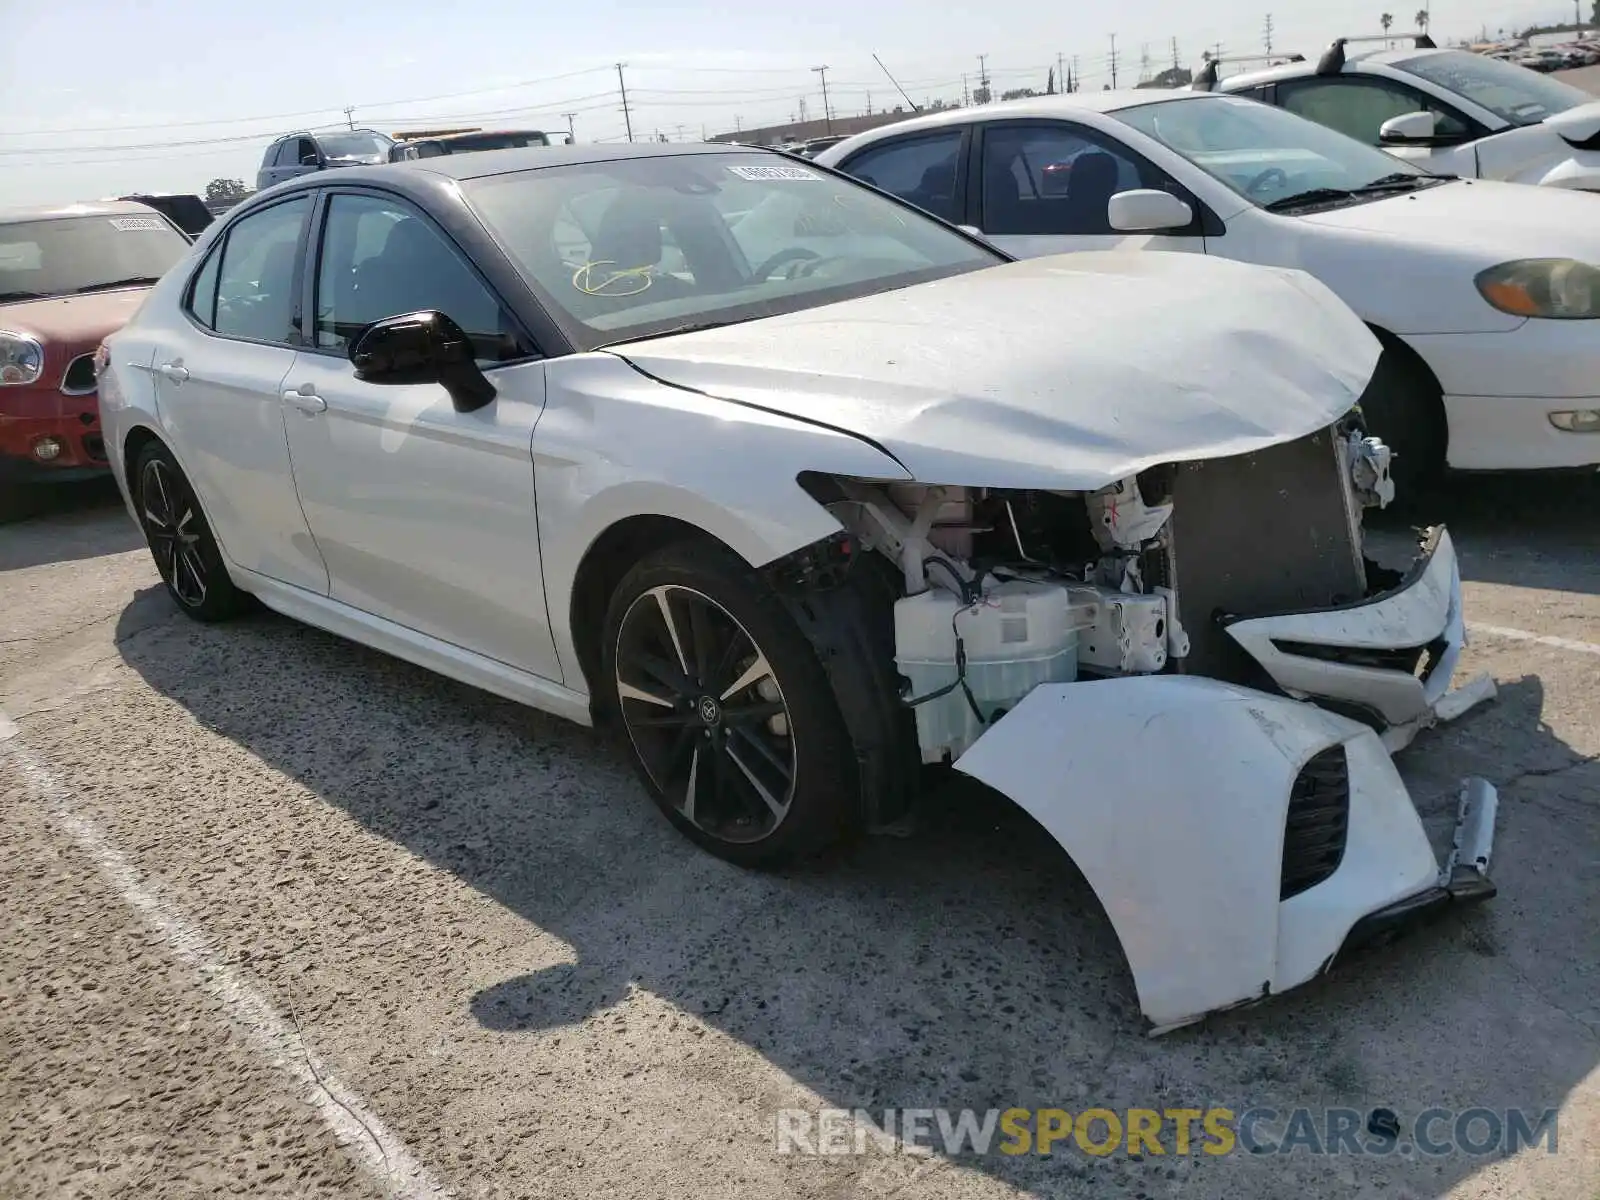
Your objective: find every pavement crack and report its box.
[286,1006,394,1180]
[1499,754,1599,792]
[0,611,118,646]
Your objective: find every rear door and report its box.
[151,194,329,594]
[968,119,1213,257]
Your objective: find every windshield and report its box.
[1115,94,1431,209]
[0,214,189,302]
[1391,49,1592,125]
[464,151,1000,350]
[319,131,393,162]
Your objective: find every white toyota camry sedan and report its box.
[98,142,1497,1033]
[817,90,1600,483]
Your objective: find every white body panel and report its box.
[819,93,1600,472]
[953,676,1441,1032]
[278,353,561,681]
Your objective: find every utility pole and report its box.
[616,62,634,143]
[962,73,970,106]
[811,65,833,133]
[734,115,743,131]
[1057,51,1066,92]
[1109,33,1119,88]
[977,53,990,101]
[1072,55,1081,92]
[1263,13,1275,55]
[343,106,355,130]
[674,123,686,141]
[1140,42,1152,83]
[1171,36,1180,69]
[561,112,577,143]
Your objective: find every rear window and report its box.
[0,214,190,303]
[442,132,552,153]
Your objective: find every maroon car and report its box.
[1,201,191,482]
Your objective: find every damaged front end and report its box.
[808,409,1499,1033]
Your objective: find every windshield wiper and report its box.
[74,275,162,293]
[591,319,744,352]
[1261,187,1356,212]
[0,289,47,303]
[1350,172,1452,193]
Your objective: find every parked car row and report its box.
[255,127,556,190]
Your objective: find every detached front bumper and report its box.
[1223,526,1496,752]
[953,674,1499,1035]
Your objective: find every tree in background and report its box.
[204,178,250,203]
[1381,12,1394,43]
[1415,8,1430,31]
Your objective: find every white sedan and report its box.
[99,142,1496,1034]
[817,90,1600,481]
[1212,38,1600,192]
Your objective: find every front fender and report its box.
[953,675,1442,1032]
[535,352,911,688]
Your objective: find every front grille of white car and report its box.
[1280,746,1350,901]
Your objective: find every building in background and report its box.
[708,109,918,147]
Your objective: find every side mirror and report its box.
[1379,110,1437,143]
[349,310,496,413]
[956,223,999,247]
[1107,189,1195,233]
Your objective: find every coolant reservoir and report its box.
[894,579,1089,764]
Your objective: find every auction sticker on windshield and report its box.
[108,217,167,231]
[726,164,822,181]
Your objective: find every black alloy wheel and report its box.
[134,442,246,622]
[602,541,858,866]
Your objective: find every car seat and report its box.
[1064,151,1122,234]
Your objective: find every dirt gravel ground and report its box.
[2,473,1597,1200]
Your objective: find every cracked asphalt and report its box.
[1,472,1597,1200]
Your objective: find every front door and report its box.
[152,194,329,594]
[279,189,561,681]
[972,120,1214,257]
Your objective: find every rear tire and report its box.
[601,538,860,868]
[133,442,247,623]
[1357,338,1447,503]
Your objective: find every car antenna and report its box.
[1317,32,1435,75]
[873,53,922,113]
[1190,50,1306,91]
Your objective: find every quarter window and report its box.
[185,244,222,330]
[838,131,965,222]
[1276,78,1469,143]
[210,197,309,344]
[313,192,526,362]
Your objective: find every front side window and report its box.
[978,123,1161,236]
[837,131,965,222]
[464,151,998,350]
[1275,77,1469,143]
[1391,49,1590,125]
[313,192,522,361]
[212,197,308,343]
[0,214,190,303]
[1116,94,1435,210]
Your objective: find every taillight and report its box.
[92,342,111,378]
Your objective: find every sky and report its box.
[1,0,1583,207]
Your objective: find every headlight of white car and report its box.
[1475,258,1600,319]
[0,330,45,386]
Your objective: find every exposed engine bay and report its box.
[814,415,1440,765]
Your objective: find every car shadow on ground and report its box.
[115,593,1599,1195]
[1372,469,1600,595]
[0,478,140,570]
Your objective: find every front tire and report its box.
[1357,339,1447,502]
[133,442,247,622]
[601,539,860,867]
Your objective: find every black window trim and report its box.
[833,125,974,227]
[298,184,548,370]
[179,192,314,350]
[968,117,1222,239]
[1273,71,1489,145]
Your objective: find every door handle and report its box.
[282,387,327,415]
[159,362,189,384]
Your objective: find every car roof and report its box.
[0,199,170,225]
[817,90,1213,151]
[340,139,772,182]
[430,129,547,142]
[1222,45,1450,88]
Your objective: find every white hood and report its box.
[612,253,1379,490]
[1299,178,1600,262]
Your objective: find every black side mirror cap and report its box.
[349,310,497,413]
